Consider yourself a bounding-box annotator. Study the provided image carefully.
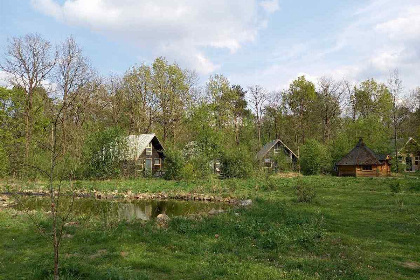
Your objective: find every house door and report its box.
[145,159,152,172]
[406,157,413,171]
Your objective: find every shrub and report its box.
[220,146,255,178]
[300,139,331,175]
[0,144,9,177]
[272,152,293,172]
[81,127,127,179]
[389,181,401,193]
[296,184,316,203]
[163,148,185,180]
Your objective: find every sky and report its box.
[1,0,419,93]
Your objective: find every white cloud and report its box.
[259,0,280,13]
[31,0,274,74]
[232,0,420,92]
[0,71,12,87]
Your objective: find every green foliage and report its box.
[300,139,331,175]
[81,127,127,179]
[0,144,9,177]
[295,184,316,203]
[272,151,293,172]
[163,148,185,180]
[220,146,255,178]
[389,181,401,193]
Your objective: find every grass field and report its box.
[0,175,419,279]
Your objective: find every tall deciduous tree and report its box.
[317,77,345,143]
[387,69,403,172]
[0,34,56,167]
[284,76,317,145]
[56,36,92,153]
[248,85,268,146]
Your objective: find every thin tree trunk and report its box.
[393,95,398,173]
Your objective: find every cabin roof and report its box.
[336,138,382,166]
[125,134,164,161]
[256,139,298,161]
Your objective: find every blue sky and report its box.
[1,0,419,92]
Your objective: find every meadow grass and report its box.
[0,175,419,279]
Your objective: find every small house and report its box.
[397,138,420,172]
[122,134,165,176]
[336,138,391,177]
[256,139,298,171]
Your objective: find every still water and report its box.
[11,196,231,221]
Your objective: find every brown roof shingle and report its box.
[336,138,381,166]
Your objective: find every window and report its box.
[274,148,280,154]
[415,156,419,166]
[264,158,272,168]
[362,165,372,171]
[145,158,152,170]
[398,156,403,163]
[146,142,152,156]
[154,158,161,169]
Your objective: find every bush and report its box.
[300,139,331,175]
[296,184,316,203]
[220,146,255,178]
[163,148,185,180]
[389,181,401,193]
[272,152,293,172]
[81,127,127,179]
[0,144,9,177]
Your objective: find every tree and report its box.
[317,77,345,143]
[152,57,191,144]
[284,76,317,145]
[0,34,56,170]
[122,65,155,133]
[387,69,403,172]
[300,139,331,175]
[248,85,268,146]
[206,74,234,129]
[55,36,92,153]
[231,85,248,145]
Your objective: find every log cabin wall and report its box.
[338,166,356,176]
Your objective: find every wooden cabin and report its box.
[397,138,420,172]
[122,134,165,176]
[256,139,298,171]
[336,138,391,177]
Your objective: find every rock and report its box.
[239,199,252,207]
[215,234,220,239]
[156,213,170,228]
[64,221,80,227]
[208,209,225,215]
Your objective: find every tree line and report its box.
[0,34,419,179]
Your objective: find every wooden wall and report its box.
[338,166,356,176]
[338,164,391,177]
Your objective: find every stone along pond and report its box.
[5,195,233,221]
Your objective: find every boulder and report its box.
[156,213,170,227]
[239,199,252,207]
[208,208,225,215]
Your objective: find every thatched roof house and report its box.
[336,138,391,177]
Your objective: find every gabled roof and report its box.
[256,139,298,161]
[125,134,164,161]
[398,137,419,154]
[336,138,381,166]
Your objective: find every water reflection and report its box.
[11,196,230,221]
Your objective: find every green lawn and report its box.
[0,175,419,279]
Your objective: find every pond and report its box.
[9,195,232,221]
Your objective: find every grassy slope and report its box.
[0,176,419,279]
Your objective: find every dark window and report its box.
[362,165,372,171]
